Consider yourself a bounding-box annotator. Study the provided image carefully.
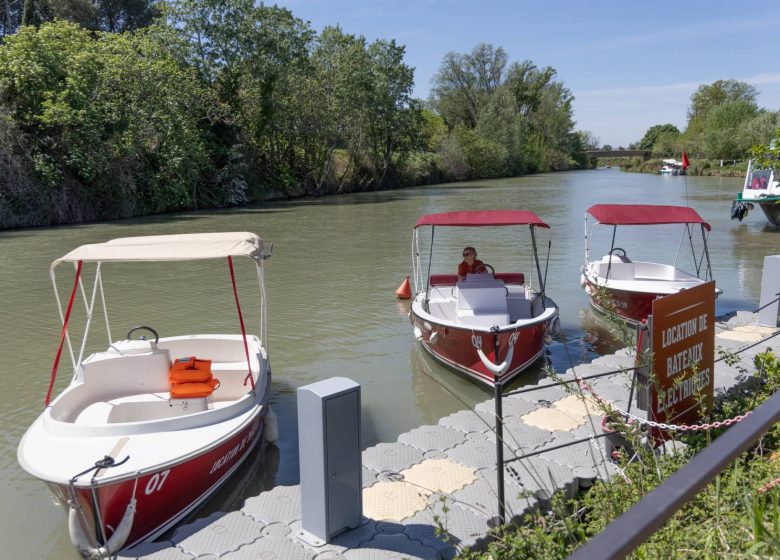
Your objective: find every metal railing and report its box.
[568,389,780,559]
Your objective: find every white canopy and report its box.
[52,232,267,268]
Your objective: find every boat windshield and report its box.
[746,169,773,191]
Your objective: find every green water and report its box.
[1,169,775,558]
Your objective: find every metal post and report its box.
[492,329,506,527]
[758,255,780,327]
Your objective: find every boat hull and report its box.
[583,279,657,326]
[410,311,550,387]
[756,200,780,226]
[47,411,264,552]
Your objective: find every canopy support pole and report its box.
[228,256,255,391]
[530,226,545,294]
[46,260,83,406]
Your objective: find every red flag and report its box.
[682,151,690,170]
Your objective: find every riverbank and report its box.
[603,157,747,177]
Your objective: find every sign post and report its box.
[648,281,716,440]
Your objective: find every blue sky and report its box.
[275,0,780,147]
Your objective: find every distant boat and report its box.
[731,159,780,226]
[659,159,683,175]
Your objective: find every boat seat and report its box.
[429,274,458,286]
[597,261,635,281]
[455,278,509,326]
[494,272,525,285]
[507,294,532,320]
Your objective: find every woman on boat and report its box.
[458,246,486,280]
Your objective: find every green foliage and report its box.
[0,21,212,222]
[462,350,780,559]
[638,123,680,151]
[687,79,758,135]
[430,45,583,179]
[2,10,584,227]
[420,108,448,151]
[749,126,780,168]
[701,100,759,160]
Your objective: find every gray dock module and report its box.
[759,255,780,327]
[297,377,362,546]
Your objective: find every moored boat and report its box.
[580,204,719,326]
[731,159,780,226]
[409,210,559,387]
[17,232,277,558]
[659,159,683,175]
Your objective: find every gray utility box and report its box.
[758,255,780,327]
[297,377,362,546]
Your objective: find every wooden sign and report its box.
[650,281,715,428]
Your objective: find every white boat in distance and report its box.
[659,159,684,175]
[17,232,277,558]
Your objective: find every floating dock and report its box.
[119,311,780,560]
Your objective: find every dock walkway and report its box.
[120,311,780,560]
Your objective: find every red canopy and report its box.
[414,210,549,229]
[586,204,711,231]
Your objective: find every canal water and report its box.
[1,169,775,558]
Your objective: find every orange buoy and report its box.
[396,275,411,299]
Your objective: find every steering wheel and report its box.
[477,263,495,275]
[126,325,159,345]
[609,248,627,258]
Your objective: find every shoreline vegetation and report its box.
[0,2,591,231]
[602,157,749,177]
[1,3,778,232]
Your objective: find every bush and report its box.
[461,350,780,559]
[0,21,212,224]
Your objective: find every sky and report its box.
[275,0,780,148]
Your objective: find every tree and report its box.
[651,131,681,157]
[430,43,507,128]
[0,21,213,221]
[2,0,23,36]
[420,108,447,151]
[702,100,759,161]
[638,123,680,151]
[736,111,780,153]
[687,79,758,136]
[576,130,600,151]
[749,126,780,168]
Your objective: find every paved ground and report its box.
[119,311,780,560]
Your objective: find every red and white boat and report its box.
[410,210,559,387]
[17,232,278,558]
[581,204,719,326]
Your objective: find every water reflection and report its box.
[578,307,634,356]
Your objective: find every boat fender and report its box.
[413,326,423,341]
[544,318,560,345]
[263,408,279,443]
[476,345,513,376]
[69,497,136,559]
[429,331,439,345]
